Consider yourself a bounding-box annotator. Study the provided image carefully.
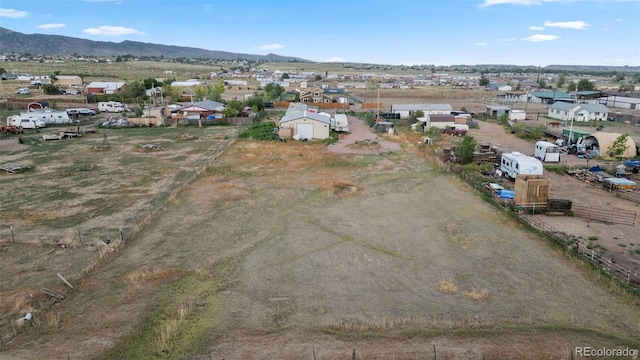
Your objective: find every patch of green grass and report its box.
[544,165,568,176]
[238,121,278,140]
[588,236,599,241]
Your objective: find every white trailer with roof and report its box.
[534,140,561,163]
[500,152,543,179]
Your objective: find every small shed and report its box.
[514,175,550,208]
[509,110,526,121]
[485,105,511,119]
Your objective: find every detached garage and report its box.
[279,103,331,140]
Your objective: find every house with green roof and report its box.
[530,90,573,104]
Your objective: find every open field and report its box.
[1,116,639,359]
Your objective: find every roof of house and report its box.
[86,81,126,89]
[531,91,573,99]
[280,111,331,124]
[177,100,225,111]
[428,114,455,122]
[578,104,609,113]
[391,103,452,112]
[281,102,330,124]
[549,102,577,111]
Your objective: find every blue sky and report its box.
[1,0,639,66]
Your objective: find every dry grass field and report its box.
[1,116,639,359]
[1,61,640,358]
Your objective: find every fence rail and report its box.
[616,190,640,204]
[571,204,637,226]
[522,214,640,290]
[438,152,640,292]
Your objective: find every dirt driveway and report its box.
[327,115,401,154]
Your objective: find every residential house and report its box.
[278,103,331,140]
[390,104,452,119]
[86,81,127,95]
[299,88,333,104]
[547,103,609,122]
[172,100,226,123]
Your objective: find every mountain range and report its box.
[1,27,639,72]
[0,27,309,62]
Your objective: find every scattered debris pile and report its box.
[473,143,504,164]
[138,143,164,152]
[176,133,197,141]
[0,163,32,174]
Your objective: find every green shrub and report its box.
[239,121,278,140]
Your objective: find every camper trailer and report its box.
[20,109,71,125]
[534,141,561,162]
[7,115,46,129]
[330,114,350,132]
[98,101,127,113]
[500,152,543,179]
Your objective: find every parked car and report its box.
[16,88,31,95]
[79,108,96,115]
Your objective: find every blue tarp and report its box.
[498,190,514,199]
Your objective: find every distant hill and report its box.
[0,27,310,62]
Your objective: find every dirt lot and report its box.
[1,115,639,359]
[464,120,640,272]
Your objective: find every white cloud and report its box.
[529,26,545,30]
[258,43,284,51]
[522,34,560,42]
[498,38,516,42]
[474,42,488,46]
[614,18,625,22]
[324,57,345,62]
[82,26,146,36]
[544,20,589,29]
[37,23,66,29]
[0,8,28,18]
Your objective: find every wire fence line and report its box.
[454,169,640,292]
[0,134,239,249]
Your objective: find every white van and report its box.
[534,141,561,163]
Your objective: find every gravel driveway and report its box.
[327,115,401,154]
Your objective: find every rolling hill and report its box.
[0,27,309,62]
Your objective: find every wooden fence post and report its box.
[10,224,15,243]
[119,227,125,244]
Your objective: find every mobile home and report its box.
[11,110,70,125]
[500,152,543,179]
[534,141,561,163]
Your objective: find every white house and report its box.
[390,104,452,119]
[278,103,331,140]
[548,103,609,122]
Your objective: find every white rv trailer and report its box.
[534,140,561,163]
[500,152,543,179]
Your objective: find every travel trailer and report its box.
[534,141,561,163]
[7,115,46,129]
[98,101,127,113]
[330,114,350,132]
[500,152,543,179]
